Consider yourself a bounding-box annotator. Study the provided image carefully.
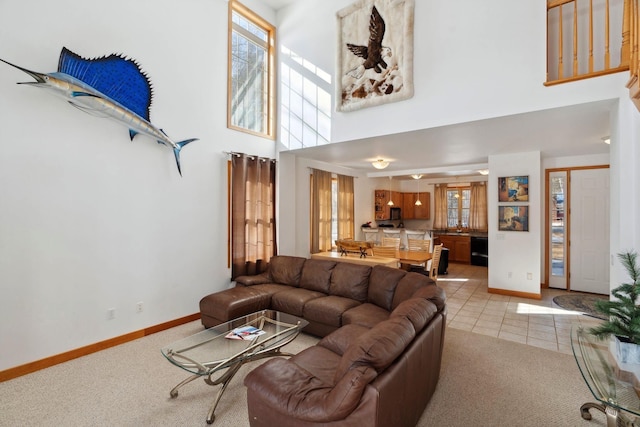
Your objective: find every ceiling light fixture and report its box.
[413,174,422,206]
[478,169,489,176]
[372,159,390,169]
[387,176,394,206]
[602,137,611,144]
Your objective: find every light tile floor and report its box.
[439,263,604,355]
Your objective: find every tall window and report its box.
[447,188,471,229]
[228,1,275,139]
[310,171,354,253]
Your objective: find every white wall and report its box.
[276,0,626,145]
[0,0,276,371]
[488,152,541,295]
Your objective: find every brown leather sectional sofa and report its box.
[198,255,447,427]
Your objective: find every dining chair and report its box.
[407,238,430,252]
[428,244,444,280]
[406,238,431,269]
[381,236,401,249]
[372,246,399,266]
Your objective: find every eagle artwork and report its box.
[338,0,414,111]
[346,6,391,79]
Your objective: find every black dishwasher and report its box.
[470,236,489,266]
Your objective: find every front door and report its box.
[569,167,610,294]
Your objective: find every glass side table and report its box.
[571,326,640,427]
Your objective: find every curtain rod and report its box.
[223,151,277,162]
[308,166,359,178]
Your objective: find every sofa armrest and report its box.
[235,272,271,286]
[411,285,446,312]
[244,358,377,422]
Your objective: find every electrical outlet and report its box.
[107,308,116,320]
[527,273,533,280]
[136,302,144,313]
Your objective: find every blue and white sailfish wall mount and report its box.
[0,47,197,175]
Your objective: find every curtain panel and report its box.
[337,174,355,239]
[310,169,333,253]
[469,181,488,231]
[230,153,277,280]
[433,184,448,230]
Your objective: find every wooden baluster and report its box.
[605,0,611,69]
[574,0,579,76]
[559,4,564,78]
[589,0,594,72]
[621,0,631,66]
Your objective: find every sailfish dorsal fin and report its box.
[57,47,153,121]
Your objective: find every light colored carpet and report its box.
[0,321,607,426]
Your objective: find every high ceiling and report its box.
[259,0,613,181]
[288,100,613,180]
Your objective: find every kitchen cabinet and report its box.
[374,190,390,220]
[375,190,430,220]
[402,192,430,219]
[436,234,471,264]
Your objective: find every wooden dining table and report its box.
[397,250,432,265]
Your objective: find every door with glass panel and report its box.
[548,171,567,289]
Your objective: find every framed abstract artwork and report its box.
[336,0,415,112]
[498,206,529,232]
[498,176,529,202]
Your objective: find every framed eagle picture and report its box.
[336,0,415,112]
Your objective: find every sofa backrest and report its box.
[391,272,435,309]
[299,259,337,293]
[333,315,415,383]
[329,262,372,302]
[390,297,437,332]
[367,265,407,311]
[269,255,307,287]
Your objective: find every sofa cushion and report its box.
[199,286,271,324]
[390,298,437,333]
[244,357,377,423]
[329,263,371,302]
[334,316,415,383]
[250,283,296,296]
[269,255,307,287]
[391,272,433,309]
[271,288,325,317]
[342,303,390,328]
[299,259,336,293]
[289,345,342,385]
[368,265,406,311]
[318,323,370,356]
[303,295,361,328]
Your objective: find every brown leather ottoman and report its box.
[199,287,271,328]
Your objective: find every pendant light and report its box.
[387,176,394,206]
[413,174,423,206]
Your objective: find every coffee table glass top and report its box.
[571,326,640,417]
[161,310,308,375]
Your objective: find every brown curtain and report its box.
[469,181,488,231]
[310,169,332,253]
[433,184,448,229]
[337,174,354,239]
[231,153,277,280]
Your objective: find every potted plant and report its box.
[590,250,640,363]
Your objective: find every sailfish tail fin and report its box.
[173,138,198,176]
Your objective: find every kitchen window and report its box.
[447,188,471,230]
[228,1,275,139]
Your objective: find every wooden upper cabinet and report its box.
[375,190,430,220]
[374,190,390,220]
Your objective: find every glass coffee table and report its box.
[161,310,308,424]
[571,326,640,427]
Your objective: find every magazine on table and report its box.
[225,325,265,340]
